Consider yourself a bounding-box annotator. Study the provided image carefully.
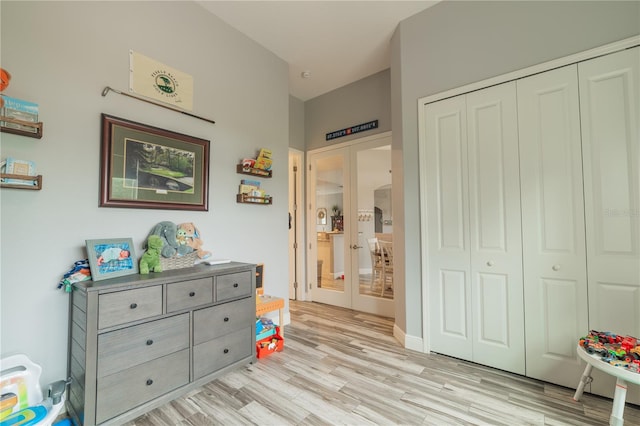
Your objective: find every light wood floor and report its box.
[123,301,640,425]
[320,274,394,300]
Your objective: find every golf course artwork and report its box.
[100,114,210,211]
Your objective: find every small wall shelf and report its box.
[0,116,43,139]
[236,193,272,205]
[0,174,42,190]
[236,164,272,178]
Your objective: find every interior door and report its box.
[309,148,350,308]
[425,95,473,361]
[579,46,640,403]
[425,83,525,374]
[466,82,525,375]
[517,64,589,387]
[307,135,394,317]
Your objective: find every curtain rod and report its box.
[101,86,215,125]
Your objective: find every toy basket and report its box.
[160,252,198,271]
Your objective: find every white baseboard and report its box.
[394,324,425,353]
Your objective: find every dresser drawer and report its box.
[193,297,255,345]
[97,314,189,378]
[166,277,213,312]
[216,271,252,302]
[193,327,252,380]
[96,349,189,424]
[98,286,162,329]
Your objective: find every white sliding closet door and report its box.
[466,83,524,374]
[425,95,472,362]
[517,65,589,387]
[426,83,524,373]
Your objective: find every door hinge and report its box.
[293,242,298,249]
[293,281,298,289]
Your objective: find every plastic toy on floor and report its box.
[0,354,68,426]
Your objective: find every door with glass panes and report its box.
[307,134,394,317]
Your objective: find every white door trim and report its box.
[289,148,306,301]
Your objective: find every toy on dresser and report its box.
[177,222,211,259]
[139,235,163,274]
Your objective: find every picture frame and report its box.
[86,238,138,281]
[316,208,327,225]
[100,114,210,211]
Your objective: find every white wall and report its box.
[0,1,289,386]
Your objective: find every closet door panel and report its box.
[425,95,472,361]
[579,46,640,338]
[466,82,525,374]
[579,47,639,404]
[517,65,588,387]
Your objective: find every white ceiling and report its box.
[197,1,439,101]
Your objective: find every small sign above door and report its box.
[326,120,378,141]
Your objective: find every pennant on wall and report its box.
[129,50,194,111]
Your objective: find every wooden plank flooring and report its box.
[124,301,640,425]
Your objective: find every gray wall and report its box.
[392,1,640,340]
[305,69,391,151]
[0,1,289,386]
[289,96,305,151]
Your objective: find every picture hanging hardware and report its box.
[101,86,215,125]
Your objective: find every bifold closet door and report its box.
[425,95,472,362]
[579,46,639,404]
[466,83,525,375]
[579,46,640,337]
[517,65,589,388]
[426,83,525,374]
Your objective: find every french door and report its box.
[307,133,394,317]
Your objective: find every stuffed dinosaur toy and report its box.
[140,235,163,274]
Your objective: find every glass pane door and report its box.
[309,149,350,308]
[308,134,394,318]
[350,140,394,317]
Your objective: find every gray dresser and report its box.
[67,262,256,425]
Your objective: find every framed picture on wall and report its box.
[100,114,210,211]
[85,238,138,281]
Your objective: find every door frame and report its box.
[306,131,393,316]
[289,148,306,301]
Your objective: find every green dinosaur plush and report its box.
[140,235,163,274]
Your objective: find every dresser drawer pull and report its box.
[223,317,229,322]
[223,348,229,354]
[233,283,239,288]
[146,339,154,346]
[146,379,153,386]
[130,303,138,309]
[189,291,196,297]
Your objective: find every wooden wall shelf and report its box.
[237,193,272,205]
[0,116,43,139]
[0,173,42,190]
[236,164,272,178]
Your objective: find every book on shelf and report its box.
[0,95,39,133]
[240,179,261,187]
[1,157,38,186]
[239,184,259,194]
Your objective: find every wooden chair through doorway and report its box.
[379,240,394,296]
[367,238,384,291]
